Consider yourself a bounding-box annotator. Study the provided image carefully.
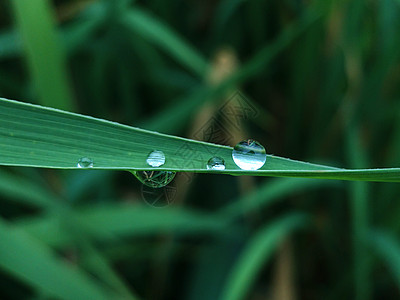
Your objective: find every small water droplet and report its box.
[134,170,176,188]
[77,157,93,168]
[207,157,226,170]
[146,150,166,167]
[232,139,266,170]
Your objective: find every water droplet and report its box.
[134,170,176,188]
[232,139,266,170]
[146,150,165,167]
[141,183,177,208]
[207,157,226,170]
[77,157,93,168]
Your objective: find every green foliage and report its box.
[220,213,309,300]
[2,97,400,182]
[10,0,75,111]
[1,0,400,299]
[0,218,123,300]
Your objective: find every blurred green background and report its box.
[1,0,400,299]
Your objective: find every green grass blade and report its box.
[2,97,400,181]
[62,15,104,55]
[220,178,342,219]
[15,204,227,247]
[80,244,139,300]
[141,85,209,133]
[121,7,208,76]
[347,125,370,300]
[67,226,139,300]
[143,5,325,134]
[0,14,103,62]
[220,213,309,300]
[224,2,326,86]
[11,0,75,111]
[0,168,55,208]
[367,229,400,288]
[0,218,122,300]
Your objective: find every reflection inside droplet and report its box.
[206,157,226,170]
[134,170,176,188]
[232,139,266,170]
[146,150,166,167]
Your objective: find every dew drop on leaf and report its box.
[146,150,166,167]
[77,157,93,168]
[206,157,226,170]
[232,139,266,170]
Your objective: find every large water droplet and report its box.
[77,157,93,168]
[141,183,177,208]
[232,139,266,170]
[134,170,176,188]
[207,157,226,170]
[146,150,166,167]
